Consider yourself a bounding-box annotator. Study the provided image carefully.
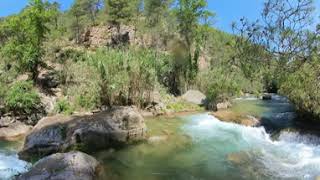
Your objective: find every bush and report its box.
[280,58,320,118]
[5,81,41,114]
[54,98,74,115]
[62,60,101,111]
[197,68,241,103]
[59,47,172,112]
[88,47,169,107]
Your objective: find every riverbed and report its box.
[1,96,320,179]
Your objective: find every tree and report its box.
[48,2,60,29]
[233,0,316,70]
[0,0,53,82]
[144,0,172,27]
[232,0,316,92]
[174,0,214,87]
[69,0,103,43]
[70,0,86,44]
[105,0,132,26]
[82,0,103,24]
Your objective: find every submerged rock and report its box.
[212,111,260,127]
[19,106,146,160]
[17,151,101,180]
[0,121,32,141]
[182,90,207,105]
[227,151,250,164]
[147,135,168,144]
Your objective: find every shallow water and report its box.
[1,96,320,180]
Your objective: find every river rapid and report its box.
[1,95,320,180]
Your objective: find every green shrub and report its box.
[280,58,320,117]
[5,81,41,114]
[197,68,240,103]
[62,60,101,111]
[88,47,169,107]
[54,98,74,115]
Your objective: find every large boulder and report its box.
[182,90,207,105]
[0,121,32,141]
[17,151,101,180]
[19,106,146,161]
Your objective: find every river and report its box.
[1,95,320,179]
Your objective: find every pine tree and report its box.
[105,0,132,26]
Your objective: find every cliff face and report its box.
[81,25,136,48]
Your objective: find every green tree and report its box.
[0,0,53,82]
[105,0,134,27]
[174,0,214,88]
[70,0,86,43]
[48,1,61,29]
[144,0,172,26]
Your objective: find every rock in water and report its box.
[0,121,32,141]
[19,106,146,160]
[216,101,232,110]
[17,151,101,180]
[262,94,272,100]
[147,135,168,144]
[182,90,207,105]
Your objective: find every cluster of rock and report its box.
[81,24,137,48]
[81,24,170,51]
[15,106,146,179]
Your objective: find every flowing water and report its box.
[0,141,30,179]
[1,95,320,180]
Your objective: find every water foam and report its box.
[183,113,320,179]
[0,151,31,179]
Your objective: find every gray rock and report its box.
[262,94,272,100]
[0,115,15,127]
[182,90,207,105]
[0,121,32,141]
[37,70,60,89]
[19,106,146,160]
[17,151,101,180]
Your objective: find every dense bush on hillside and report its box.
[59,48,174,111]
[5,81,41,115]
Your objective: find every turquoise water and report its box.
[96,113,320,180]
[1,96,320,180]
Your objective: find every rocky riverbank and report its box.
[5,106,145,179]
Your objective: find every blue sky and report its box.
[0,0,319,33]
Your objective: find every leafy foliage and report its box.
[280,58,320,117]
[5,81,41,114]
[54,98,74,115]
[0,0,54,81]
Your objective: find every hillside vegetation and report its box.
[0,0,319,123]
